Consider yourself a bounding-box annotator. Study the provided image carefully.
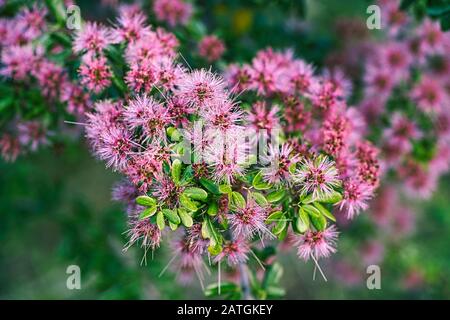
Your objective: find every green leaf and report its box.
[202,217,222,249]
[313,202,336,222]
[136,196,156,207]
[219,184,232,194]
[156,211,165,230]
[180,194,198,211]
[199,178,220,195]
[139,206,157,220]
[251,192,269,207]
[169,221,179,231]
[207,201,219,216]
[266,189,286,203]
[171,159,182,184]
[266,286,286,298]
[183,187,208,201]
[178,208,193,227]
[204,282,239,297]
[302,190,342,204]
[265,211,284,224]
[252,171,271,190]
[303,204,321,217]
[293,209,309,234]
[180,165,194,185]
[162,208,180,225]
[231,191,246,209]
[167,127,181,141]
[272,219,287,235]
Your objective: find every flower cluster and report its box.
[0,2,90,161]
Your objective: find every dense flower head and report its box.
[296,226,338,261]
[228,199,270,239]
[339,179,373,219]
[198,35,226,62]
[79,53,112,93]
[153,0,193,27]
[73,22,114,54]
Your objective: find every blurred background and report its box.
[0,0,449,299]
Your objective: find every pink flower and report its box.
[296,226,339,261]
[411,75,447,113]
[125,219,161,251]
[287,59,316,95]
[95,126,133,170]
[18,121,49,151]
[79,54,112,93]
[295,156,340,200]
[261,143,299,184]
[0,45,37,80]
[73,22,114,54]
[186,224,209,254]
[283,96,311,133]
[61,83,91,115]
[355,141,380,188]
[0,134,21,162]
[321,113,350,158]
[200,99,243,131]
[338,179,373,219]
[214,239,250,266]
[310,79,343,113]
[228,199,271,240]
[153,0,193,27]
[17,4,47,40]
[167,96,196,127]
[248,52,289,96]
[123,95,171,140]
[224,63,252,94]
[379,42,412,81]
[125,60,157,93]
[364,64,395,99]
[247,101,280,135]
[177,69,227,108]
[34,61,68,99]
[124,153,163,192]
[152,176,184,208]
[112,11,151,43]
[417,19,448,55]
[198,35,226,62]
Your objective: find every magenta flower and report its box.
[261,143,299,184]
[295,156,340,200]
[153,0,193,27]
[152,176,184,208]
[125,60,157,93]
[338,179,373,219]
[112,11,151,43]
[125,219,161,251]
[17,121,49,151]
[214,239,250,266]
[287,59,316,94]
[296,226,339,261]
[283,96,311,133]
[73,22,114,54]
[247,101,280,135]
[0,134,21,162]
[123,95,171,140]
[79,54,112,93]
[95,126,133,170]
[198,35,226,62]
[61,83,91,115]
[411,75,447,113]
[0,45,38,80]
[228,199,271,240]
[417,19,448,55]
[177,69,227,108]
[321,113,350,158]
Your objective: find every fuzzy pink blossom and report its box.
[125,219,161,251]
[0,45,37,80]
[339,179,373,219]
[283,96,311,133]
[125,60,157,93]
[112,11,151,43]
[61,83,91,115]
[123,95,171,140]
[35,61,68,99]
[79,54,112,93]
[295,156,340,200]
[95,126,133,170]
[0,134,21,162]
[261,143,299,184]
[417,19,448,55]
[177,69,227,108]
[224,64,252,94]
[153,0,193,27]
[411,75,447,113]
[73,22,114,54]
[228,199,271,240]
[198,35,226,62]
[288,59,316,94]
[214,239,250,266]
[247,101,280,135]
[296,225,339,261]
[17,121,49,151]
